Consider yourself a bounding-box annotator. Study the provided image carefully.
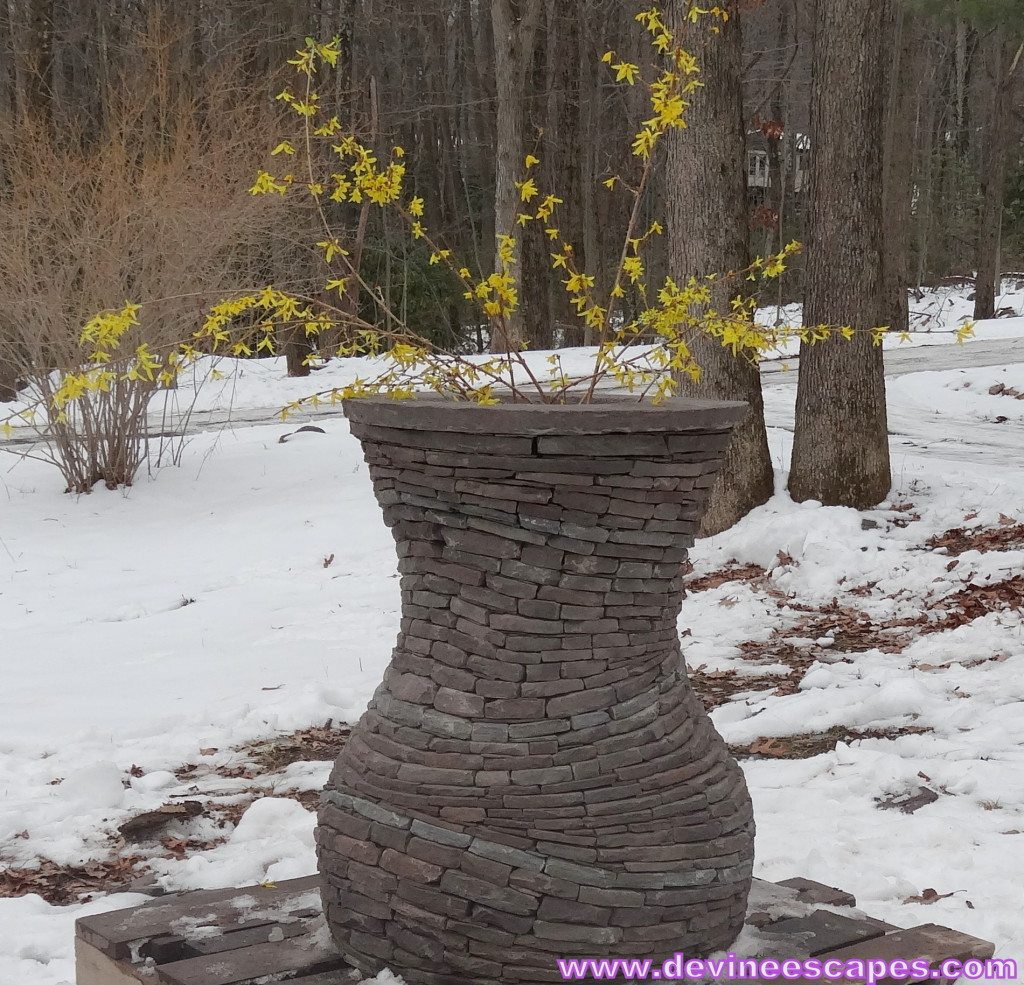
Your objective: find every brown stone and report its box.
[380,849,443,884]
[433,687,486,718]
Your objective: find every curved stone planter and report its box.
[317,396,755,984]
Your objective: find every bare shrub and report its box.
[0,50,288,491]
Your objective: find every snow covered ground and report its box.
[1,289,1023,982]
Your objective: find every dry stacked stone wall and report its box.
[317,397,756,985]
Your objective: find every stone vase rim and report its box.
[342,393,747,436]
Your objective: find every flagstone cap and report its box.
[343,393,747,436]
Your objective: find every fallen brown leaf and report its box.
[904,887,957,905]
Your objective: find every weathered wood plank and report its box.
[156,932,346,985]
[190,919,310,955]
[140,920,310,965]
[761,909,895,956]
[817,923,996,983]
[284,974,356,985]
[75,876,321,959]
[74,876,996,985]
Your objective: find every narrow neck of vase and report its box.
[350,417,733,665]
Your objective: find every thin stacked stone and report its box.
[317,396,755,985]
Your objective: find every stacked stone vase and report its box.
[317,396,755,984]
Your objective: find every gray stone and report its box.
[389,672,437,704]
[543,859,614,887]
[433,687,486,717]
[420,708,473,740]
[469,838,544,872]
[410,819,473,848]
[509,765,574,785]
[489,613,564,635]
[533,920,623,944]
[547,687,616,717]
[485,697,547,720]
[439,870,539,916]
[579,886,645,907]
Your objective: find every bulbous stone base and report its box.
[317,397,755,985]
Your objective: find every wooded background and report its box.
[2,0,1022,343]
[1,0,1022,515]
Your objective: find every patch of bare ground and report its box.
[747,598,912,657]
[730,725,931,761]
[245,720,351,771]
[689,666,801,710]
[684,562,772,594]
[169,720,352,829]
[985,382,1024,401]
[924,575,1024,632]
[0,856,147,905]
[686,518,1020,755]
[926,520,1024,555]
[171,720,351,783]
[888,500,921,527]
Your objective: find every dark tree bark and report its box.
[789,0,891,509]
[519,4,553,350]
[25,0,54,124]
[974,27,1012,322]
[0,1,12,119]
[666,0,773,536]
[490,0,542,352]
[0,354,17,402]
[577,24,601,348]
[541,1,581,349]
[283,324,313,376]
[881,3,919,334]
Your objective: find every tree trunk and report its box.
[914,45,940,289]
[880,3,918,334]
[283,332,313,377]
[789,0,891,509]
[25,0,54,125]
[0,350,17,402]
[974,28,1011,322]
[542,1,580,349]
[577,29,600,348]
[519,5,553,350]
[0,1,12,119]
[489,0,541,352]
[666,0,773,535]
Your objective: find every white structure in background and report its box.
[746,132,810,197]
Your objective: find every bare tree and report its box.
[666,0,773,535]
[881,3,920,334]
[974,26,1018,320]
[490,0,542,351]
[789,0,891,509]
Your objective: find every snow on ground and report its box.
[756,277,1024,344]
[1,323,1023,981]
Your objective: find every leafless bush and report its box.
[0,52,289,491]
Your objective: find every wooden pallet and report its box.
[75,877,347,985]
[76,875,995,985]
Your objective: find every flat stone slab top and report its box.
[75,875,996,985]
[342,394,748,436]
